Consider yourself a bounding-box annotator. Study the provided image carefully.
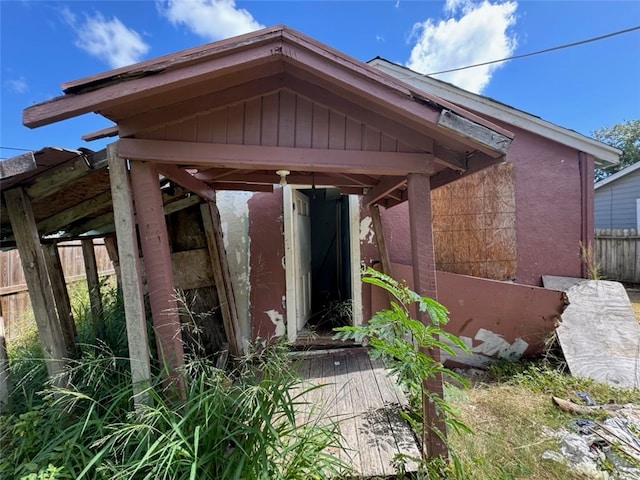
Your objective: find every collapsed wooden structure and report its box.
[1,26,517,456]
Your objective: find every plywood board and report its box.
[543,276,640,389]
[431,162,516,280]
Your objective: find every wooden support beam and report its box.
[82,238,105,340]
[210,182,274,193]
[438,110,512,156]
[369,204,391,276]
[157,164,217,202]
[162,194,202,216]
[42,243,79,359]
[36,190,112,237]
[196,171,365,188]
[82,125,119,142]
[130,161,184,388]
[118,138,435,176]
[201,202,242,357]
[107,143,151,403]
[0,151,37,179]
[364,176,407,206]
[25,149,108,200]
[104,235,121,291]
[433,143,466,172]
[0,304,9,412]
[429,153,503,190]
[64,212,116,238]
[3,187,67,381]
[407,173,448,459]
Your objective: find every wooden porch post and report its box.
[129,160,184,384]
[0,304,9,412]
[81,238,105,340]
[407,173,448,459]
[4,188,67,382]
[42,242,79,358]
[107,143,151,402]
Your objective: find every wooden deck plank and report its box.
[333,352,362,472]
[294,348,421,478]
[370,357,422,469]
[356,351,400,476]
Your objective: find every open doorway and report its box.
[284,187,362,342]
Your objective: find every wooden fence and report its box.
[0,241,113,340]
[595,228,640,284]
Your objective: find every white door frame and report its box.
[283,186,362,342]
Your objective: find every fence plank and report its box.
[596,229,640,283]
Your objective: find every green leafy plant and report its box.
[333,267,472,476]
[2,287,348,480]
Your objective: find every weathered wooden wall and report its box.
[431,163,517,280]
[0,241,113,339]
[596,228,640,283]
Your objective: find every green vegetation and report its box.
[593,119,640,181]
[1,287,348,480]
[4,273,639,479]
[334,267,471,478]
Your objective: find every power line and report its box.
[426,25,640,76]
[0,146,32,152]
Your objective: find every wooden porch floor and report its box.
[294,347,421,478]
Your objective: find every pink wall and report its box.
[373,126,588,287]
[507,124,585,285]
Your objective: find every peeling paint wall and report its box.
[217,191,253,349]
[248,189,286,340]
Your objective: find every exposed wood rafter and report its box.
[364,176,407,206]
[157,164,217,202]
[0,152,37,179]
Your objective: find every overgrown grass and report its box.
[445,361,640,480]
[1,287,348,480]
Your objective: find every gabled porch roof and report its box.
[24,26,513,206]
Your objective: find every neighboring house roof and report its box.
[594,161,640,189]
[368,57,621,166]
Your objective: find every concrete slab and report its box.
[543,276,640,389]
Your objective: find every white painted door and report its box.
[293,190,312,331]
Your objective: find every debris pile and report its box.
[542,396,640,479]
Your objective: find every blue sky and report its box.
[1,0,639,159]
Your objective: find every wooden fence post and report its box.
[82,238,105,340]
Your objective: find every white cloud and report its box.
[6,77,29,93]
[159,0,263,41]
[407,0,517,94]
[62,7,149,68]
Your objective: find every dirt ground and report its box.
[627,287,640,322]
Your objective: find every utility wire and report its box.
[0,146,32,152]
[426,25,640,76]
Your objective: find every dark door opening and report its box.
[300,187,352,333]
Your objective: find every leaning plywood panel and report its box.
[543,276,640,389]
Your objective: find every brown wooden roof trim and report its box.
[117,138,438,176]
[61,26,286,94]
[23,26,513,156]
